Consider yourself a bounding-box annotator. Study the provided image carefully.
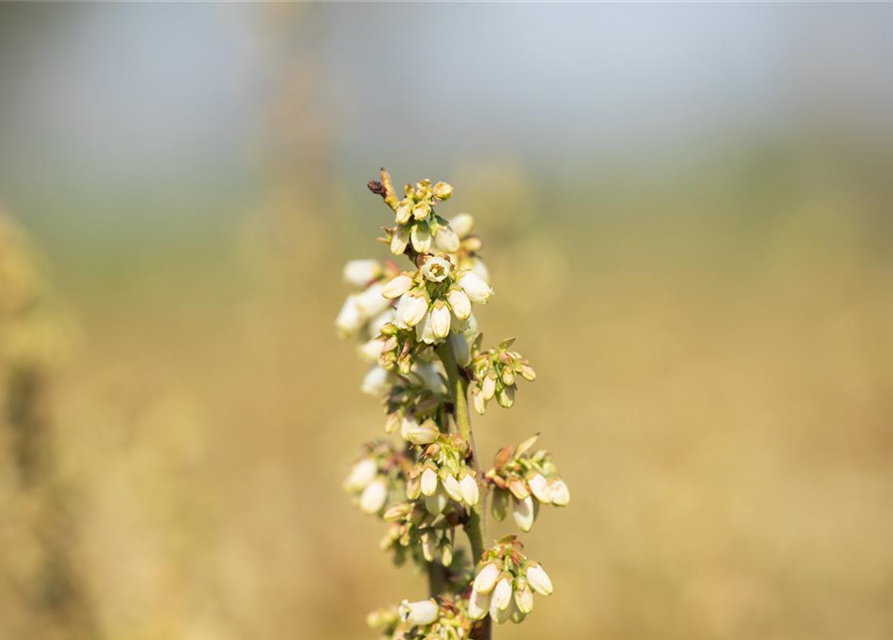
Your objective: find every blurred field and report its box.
[2,4,893,640]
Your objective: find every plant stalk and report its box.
[436,336,492,640]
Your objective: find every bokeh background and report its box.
[2,3,893,639]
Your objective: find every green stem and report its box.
[436,336,491,639]
[427,561,446,597]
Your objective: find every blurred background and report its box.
[1,3,893,639]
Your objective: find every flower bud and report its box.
[457,271,493,304]
[431,302,451,339]
[508,478,530,500]
[399,294,428,327]
[490,598,511,625]
[367,309,395,338]
[519,363,536,382]
[384,411,402,434]
[442,473,463,502]
[446,289,471,321]
[449,213,474,237]
[459,474,479,505]
[344,458,377,491]
[398,599,439,626]
[420,466,438,497]
[395,202,412,224]
[528,473,552,504]
[491,488,509,521]
[493,576,513,611]
[512,495,535,532]
[420,531,437,562]
[433,181,453,200]
[415,310,438,345]
[406,473,421,501]
[481,375,497,400]
[412,201,431,221]
[472,562,500,594]
[515,583,535,614]
[433,226,460,253]
[467,589,490,621]
[381,274,413,299]
[423,488,448,515]
[402,417,439,445]
[359,478,388,514]
[335,295,364,337]
[502,367,515,386]
[441,543,453,566]
[496,385,515,408]
[381,502,412,522]
[472,389,487,415]
[548,477,571,506]
[390,227,410,255]
[509,600,526,624]
[356,283,391,317]
[526,563,553,596]
[343,259,382,287]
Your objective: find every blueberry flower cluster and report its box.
[407,435,480,514]
[336,170,568,640]
[468,536,553,625]
[469,338,536,414]
[485,434,570,532]
[385,178,462,257]
[382,253,492,346]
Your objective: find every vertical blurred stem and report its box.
[427,561,446,597]
[436,336,492,639]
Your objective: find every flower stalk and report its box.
[337,169,568,639]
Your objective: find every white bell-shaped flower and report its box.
[468,589,489,620]
[526,564,553,596]
[415,311,438,345]
[458,271,493,304]
[398,599,439,626]
[410,223,432,253]
[548,478,571,506]
[512,495,535,532]
[402,418,439,445]
[355,282,391,317]
[447,289,471,320]
[433,226,460,253]
[420,467,439,497]
[472,563,500,594]
[390,227,410,255]
[442,474,463,502]
[381,274,413,299]
[335,295,364,337]
[343,458,377,491]
[359,478,388,514]
[398,294,428,327]
[528,473,552,504]
[342,259,382,287]
[449,213,474,238]
[430,302,451,339]
[360,366,390,397]
[459,474,479,505]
